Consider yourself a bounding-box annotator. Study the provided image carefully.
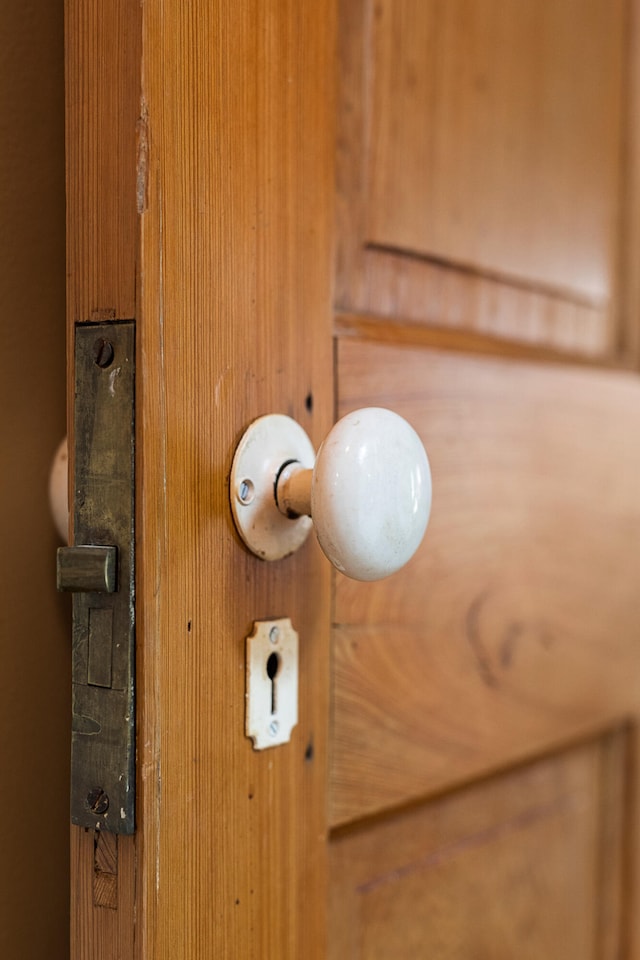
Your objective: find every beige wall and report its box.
[0,2,69,957]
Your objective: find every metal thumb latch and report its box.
[57,321,136,834]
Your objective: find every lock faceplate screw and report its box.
[87,787,110,815]
[93,338,115,369]
[269,720,280,737]
[269,625,279,644]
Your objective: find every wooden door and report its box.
[67,1,640,957]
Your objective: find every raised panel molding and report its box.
[336,0,640,361]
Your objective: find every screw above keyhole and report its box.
[266,651,281,716]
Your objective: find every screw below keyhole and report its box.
[269,720,279,736]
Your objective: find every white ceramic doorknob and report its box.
[230,408,431,581]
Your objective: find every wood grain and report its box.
[65,0,142,323]
[66,0,141,956]
[594,730,627,957]
[334,0,639,360]
[67,1,640,955]
[335,311,626,368]
[71,828,135,957]
[68,2,334,956]
[368,0,624,301]
[618,0,640,366]
[330,735,626,959]
[330,340,640,825]
[68,1,334,955]
[624,726,640,956]
[136,2,334,958]
[93,832,119,910]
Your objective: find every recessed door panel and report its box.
[330,734,626,959]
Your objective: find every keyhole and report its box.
[266,652,281,715]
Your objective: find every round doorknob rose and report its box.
[230,408,431,581]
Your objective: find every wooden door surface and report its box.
[67,1,640,957]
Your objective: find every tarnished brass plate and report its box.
[69,321,135,833]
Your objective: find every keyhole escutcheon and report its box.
[246,618,298,750]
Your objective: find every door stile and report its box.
[136,3,335,956]
[69,1,336,958]
[66,0,142,956]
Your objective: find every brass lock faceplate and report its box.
[58,321,135,834]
